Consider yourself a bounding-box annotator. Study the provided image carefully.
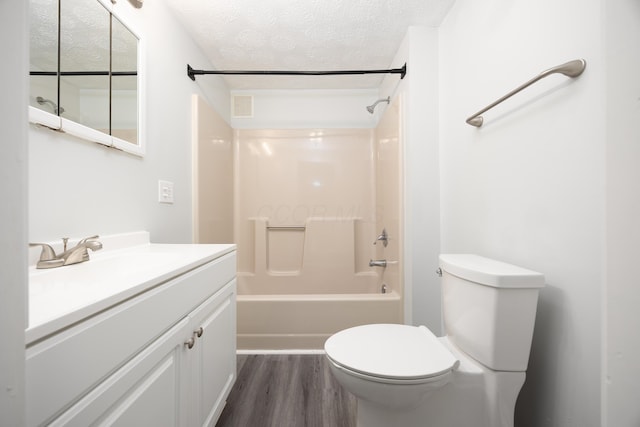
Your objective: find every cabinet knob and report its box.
[195,327,204,338]
[185,337,195,349]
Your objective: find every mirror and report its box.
[111,16,139,144]
[29,0,59,115]
[29,0,143,154]
[60,0,110,130]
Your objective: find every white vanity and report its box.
[26,232,237,427]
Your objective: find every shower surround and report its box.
[235,98,403,349]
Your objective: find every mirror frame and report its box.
[29,0,145,157]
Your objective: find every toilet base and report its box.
[352,369,525,427]
[355,380,486,427]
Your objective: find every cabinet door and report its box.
[188,279,237,427]
[50,317,192,427]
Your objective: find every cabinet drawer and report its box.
[26,252,236,427]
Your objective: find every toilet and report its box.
[324,254,545,427]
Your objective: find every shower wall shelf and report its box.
[465,58,586,127]
[187,63,407,81]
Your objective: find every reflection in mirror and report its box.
[111,16,138,144]
[29,0,59,114]
[60,0,110,130]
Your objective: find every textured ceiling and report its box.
[164,0,454,90]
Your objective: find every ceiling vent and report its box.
[232,95,253,118]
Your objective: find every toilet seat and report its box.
[324,324,459,384]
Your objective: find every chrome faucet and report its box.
[30,235,103,269]
[369,259,387,268]
[373,228,388,247]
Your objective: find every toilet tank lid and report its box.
[439,254,545,288]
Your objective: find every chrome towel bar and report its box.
[466,59,586,127]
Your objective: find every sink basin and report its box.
[27,235,235,344]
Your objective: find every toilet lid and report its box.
[324,324,459,380]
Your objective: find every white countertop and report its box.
[27,232,235,345]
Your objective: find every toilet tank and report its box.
[439,254,545,372]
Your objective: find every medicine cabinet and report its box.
[29,0,144,156]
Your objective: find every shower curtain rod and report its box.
[187,63,406,81]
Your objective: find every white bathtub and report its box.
[237,289,403,350]
[236,216,404,350]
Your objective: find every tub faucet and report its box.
[373,228,388,247]
[30,235,103,269]
[369,259,387,268]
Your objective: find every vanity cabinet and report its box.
[47,315,191,426]
[186,283,236,427]
[26,249,237,427]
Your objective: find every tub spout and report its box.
[369,259,387,268]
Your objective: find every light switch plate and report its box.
[158,180,174,204]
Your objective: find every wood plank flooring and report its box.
[215,354,357,427]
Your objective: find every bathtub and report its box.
[236,217,404,350]
[237,286,403,350]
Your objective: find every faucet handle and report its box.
[29,243,57,261]
[29,243,65,268]
[373,228,388,247]
[82,235,102,252]
[77,235,100,244]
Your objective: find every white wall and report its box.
[0,0,28,425]
[380,27,441,330]
[604,0,640,425]
[28,0,230,244]
[439,0,605,425]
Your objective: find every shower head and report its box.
[366,96,390,114]
[36,96,64,114]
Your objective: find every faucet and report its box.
[369,259,387,268]
[373,228,388,247]
[57,235,103,266]
[30,235,103,269]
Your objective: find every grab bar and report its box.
[466,59,586,127]
[266,226,306,231]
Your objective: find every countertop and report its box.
[27,232,235,345]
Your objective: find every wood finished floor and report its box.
[215,354,357,427]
